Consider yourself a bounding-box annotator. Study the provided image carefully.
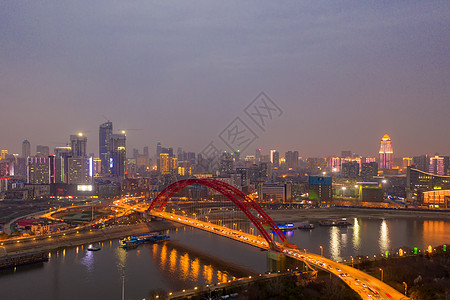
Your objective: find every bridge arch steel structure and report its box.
[148,178,287,246]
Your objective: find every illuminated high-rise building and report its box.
[99,121,113,174]
[67,157,91,184]
[70,134,87,157]
[27,156,50,184]
[156,141,162,156]
[54,146,72,183]
[1,150,8,160]
[379,134,393,169]
[270,150,277,164]
[429,156,449,176]
[159,153,170,174]
[22,140,31,158]
[110,133,126,178]
[272,151,280,168]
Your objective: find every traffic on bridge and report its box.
[147,179,410,300]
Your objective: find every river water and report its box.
[1,216,449,300]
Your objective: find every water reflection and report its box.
[423,220,448,245]
[352,218,361,251]
[80,250,94,273]
[329,226,340,261]
[148,242,235,286]
[379,219,390,252]
[1,217,450,300]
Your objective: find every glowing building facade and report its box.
[379,134,393,169]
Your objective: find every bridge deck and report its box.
[150,211,409,300]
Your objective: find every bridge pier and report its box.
[266,251,303,273]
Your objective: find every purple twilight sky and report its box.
[1,1,449,158]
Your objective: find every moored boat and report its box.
[319,218,352,227]
[275,223,295,230]
[119,232,170,249]
[297,222,314,229]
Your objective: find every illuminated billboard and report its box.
[77,184,93,192]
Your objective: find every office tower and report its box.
[159,153,170,174]
[341,161,359,178]
[22,140,31,158]
[329,157,341,172]
[143,146,149,158]
[365,157,376,163]
[255,148,262,162]
[285,151,299,170]
[133,148,139,158]
[67,157,91,184]
[429,156,449,176]
[110,133,126,178]
[27,156,50,184]
[309,176,332,205]
[170,157,178,172]
[156,141,162,156]
[272,151,280,168]
[99,121,113,174]
[187,152,196,166]
[0,150,8,160]
[54,146,72,183]
[236,167,250,186]
[70,134,87,157]
[36,145,49,157]
[161,147,173,157]
[270,150,276,163]
[412,155,429,172]
[361,162,378,180]
[379,134,393,169]
[219,152,234,175]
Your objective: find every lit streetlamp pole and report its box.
[379,268,384,282]
[320,246,323,256]
[403,282,407,295]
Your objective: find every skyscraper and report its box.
[70,134,87,157]
[159,153,170,174]
[429,155,449,176]
[285,151,299,170]
[99,121,113,174]
[36,145,49,157]
[22,140,31,158]
[110,133,126,178]
[156,141,162,156]
[379,134,393,169]
[270,150,277,163]
[272,151,280,168]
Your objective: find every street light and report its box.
[319,246,323,256]
[403,282,407,295]
[379,268,383,281]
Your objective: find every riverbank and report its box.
[267,206,450,222]
[0,220,182,257]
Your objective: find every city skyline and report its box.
[1,2,449,157]
[1,129,449,159]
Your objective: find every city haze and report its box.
[1,1,449,157]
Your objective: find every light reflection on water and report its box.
[149,241,230,286]
[1,216,449,300]
[352,218,361,251]
[285,217,450,262]
[379,219,390,252]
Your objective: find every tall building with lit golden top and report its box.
[379,134,393,169]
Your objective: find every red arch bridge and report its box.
[146,179,408,300]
